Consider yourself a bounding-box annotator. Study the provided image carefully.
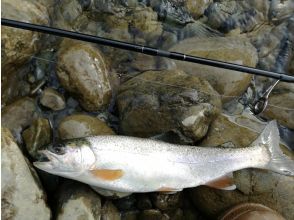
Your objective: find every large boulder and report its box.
[117,69,221,142]
[170,37,258,103]
[56,39,112,112]
[1,128,51,220]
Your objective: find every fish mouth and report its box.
[33,150,59,171]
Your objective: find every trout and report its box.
[34,121,294,196]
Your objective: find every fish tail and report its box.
[251,120,294,176]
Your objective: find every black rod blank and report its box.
[2,18,294,83]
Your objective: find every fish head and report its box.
[34,139,96,176]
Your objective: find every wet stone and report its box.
[170,37,258,103]
[22,118,52,159]
[185,0,212,19]
[40,88,66,111]
[121,211,139,220]
[2,97,38,142]
[117,69,221,142]
[136,194,153,210]
[57,39,112,112]
[56,181,102,220]
[1,128,51,220]
[58,114,115,140]
[101,201,121,220]
[114,195,137,212]
[139,209,169,220]
[150,192,183,211]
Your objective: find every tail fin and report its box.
[251,120,294,176]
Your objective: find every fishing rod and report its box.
[2,18,294,83]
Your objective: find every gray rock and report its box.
[170,37,258,103]
[58,114,115,140]
[1,128,51,220]
[269,0,294,22]
[22,118,52,159]
[56,39,112,112]
[117,69,221,142]
[56,181,102,220]
[139,209,169,220]
[150,0,194,25]
[2,97,38,141]
[40,88,66,111]
[184,0,212,19]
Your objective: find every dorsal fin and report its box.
[204,173,236,190]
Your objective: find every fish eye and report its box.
[52,143,66,155]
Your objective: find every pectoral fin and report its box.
[204,173,236,190]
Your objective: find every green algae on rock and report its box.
[56,39,112,112]
[117,69,221,142]
[58,114,115,140]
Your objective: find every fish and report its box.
[34,121,294,197]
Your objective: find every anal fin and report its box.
[90,186,132,198]
[204,173,236,190]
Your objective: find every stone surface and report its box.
[2,97,38,141]
[262,82,294,129]
[170,37,258,103]
[22,118,52,159]
[150,192,183,211]
[117,69,221,142]
[185,0,212,19]
[56,181,102,220]
[139,209,169,220]
[1,128,51,220]
[40,88,66,111]
[56,39,112,112]
[58,114,115,140]
[1,0,49,105]
[1,0,49,71]
[101,201,121,220]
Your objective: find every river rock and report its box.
[56,39,112,112]
[40,88,66,111]
[117,69,221,142]
[56,181,102,220]
[170,37,258,103]
[150,192,183,211]
[139,209,169,220]
[2,97,38,141]
[101,201,121,220]
[1,128,51,220]
[1,0,49,71]
[185,0,212,19]
[190,114,294,220]
[262,82,294,129]
[22,118,52,159]
[58,114,115,140]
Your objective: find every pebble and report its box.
[40,88,66,111]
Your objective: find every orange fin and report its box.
[90,169,124,181]
[205,173,236,190]
[157,187,182,194]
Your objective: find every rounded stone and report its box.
[170,37,258,103]
[1,128,51,220]
[22,118,52,159]
[58,114,115,140]
[56,181,102,220]
[56,39,112,112]
[150,192,183,211]
[2,97,38,141]
[117,69,221,142]
[40,88,66,111]
[185,0,212,19]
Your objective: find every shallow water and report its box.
[1,0,294,220]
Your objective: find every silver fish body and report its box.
[34,121,294,194]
